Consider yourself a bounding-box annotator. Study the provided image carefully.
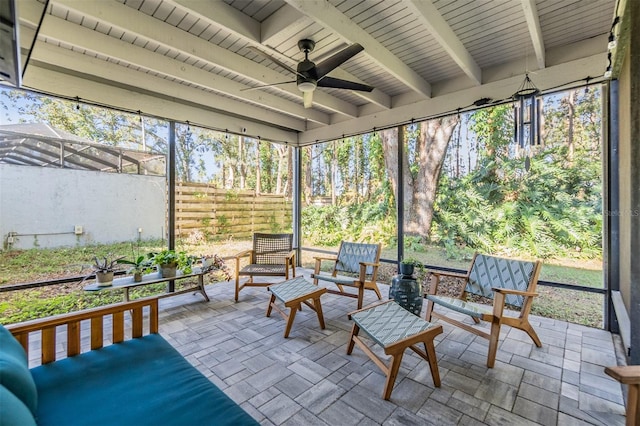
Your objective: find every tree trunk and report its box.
[303,146,313,205]
[380,128,412,222]
[275,145,284,194]
[238,136,246,189]
[567,90,575,163]
[331,141,337,205]
[407,116,460,239]
[285,146,292,197]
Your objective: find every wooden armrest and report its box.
[431,270,468,280]
[428,270,468,295]
[233,250,253,260]
[492,288,538,297]
[314,255,337,262]
[605,365,640,384]
[359,261,380,267]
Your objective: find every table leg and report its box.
[198,275,209,302]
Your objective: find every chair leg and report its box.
[423,342,441,387]
[487,320,501,368]
[265,293,276,317]
[383,352,404,400]
[283,303,299,338]
[628,382,640,426]
[425,299,434,321]
[234,277,240,302]
[357,287,364,309]
[520,322,542,347]
[313,296,326,330]
[347,323,360,354]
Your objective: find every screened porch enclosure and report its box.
[0,0,637,384]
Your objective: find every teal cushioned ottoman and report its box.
[30,334,258,426]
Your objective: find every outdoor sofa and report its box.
[0,297,257,426]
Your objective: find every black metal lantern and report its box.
[513,73,540,149]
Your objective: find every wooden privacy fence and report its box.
[175,182,292,240]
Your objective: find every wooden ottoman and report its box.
[266,277,327,338]
[347,300,443,400]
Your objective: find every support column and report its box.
[293,146,302,265]
[167,121,176,293]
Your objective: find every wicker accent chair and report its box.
[233,233,295,302]
[311,241,382,309]
[425,253,542,368]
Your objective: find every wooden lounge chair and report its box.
[311,241,382,309]
[425,253,542,368]
[233,233,295,302]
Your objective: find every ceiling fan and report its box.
[248,39,374,108]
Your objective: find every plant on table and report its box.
[149,249,196,277]
[91,255,124,287]
[201,254,232,281]
[117,255,153,282]
[117,243,154,282]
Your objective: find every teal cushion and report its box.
[0,326,37,415]
[0,385,37,426]
[31,334,258,426]
[0,353,38,416]
[0,324,27,367]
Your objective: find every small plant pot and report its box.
[95,271,114,287]
[133,272,143,282]
[160,263,177,278]
[399,263,415,277]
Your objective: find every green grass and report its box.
[305,243,604,328]
[1,240,604,327]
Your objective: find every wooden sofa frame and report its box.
[7,298,158,365]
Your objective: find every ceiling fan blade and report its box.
[303,91,313,109]
[317,76,374,92]
[247,46,301,77]
[315,43,364,79]
[240,80,296,91]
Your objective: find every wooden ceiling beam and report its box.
[521,0,546,70]
[404,0,482,85]
[285,0,432,98]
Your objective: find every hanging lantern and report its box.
[513,73,540,149]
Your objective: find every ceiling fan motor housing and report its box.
[297,59,318,91]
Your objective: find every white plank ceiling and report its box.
[12,0,616,145]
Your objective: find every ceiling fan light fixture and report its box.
[298,81,317,92]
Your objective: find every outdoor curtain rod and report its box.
[8,73,603,148]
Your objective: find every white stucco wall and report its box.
[0,164,166,249]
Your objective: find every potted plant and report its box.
[118,255,153,282]
[399,257,422,276]
[149,250,195,278]
[92,255,124,287]
[201,254,232,281]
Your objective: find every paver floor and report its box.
[155,273,626,425]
